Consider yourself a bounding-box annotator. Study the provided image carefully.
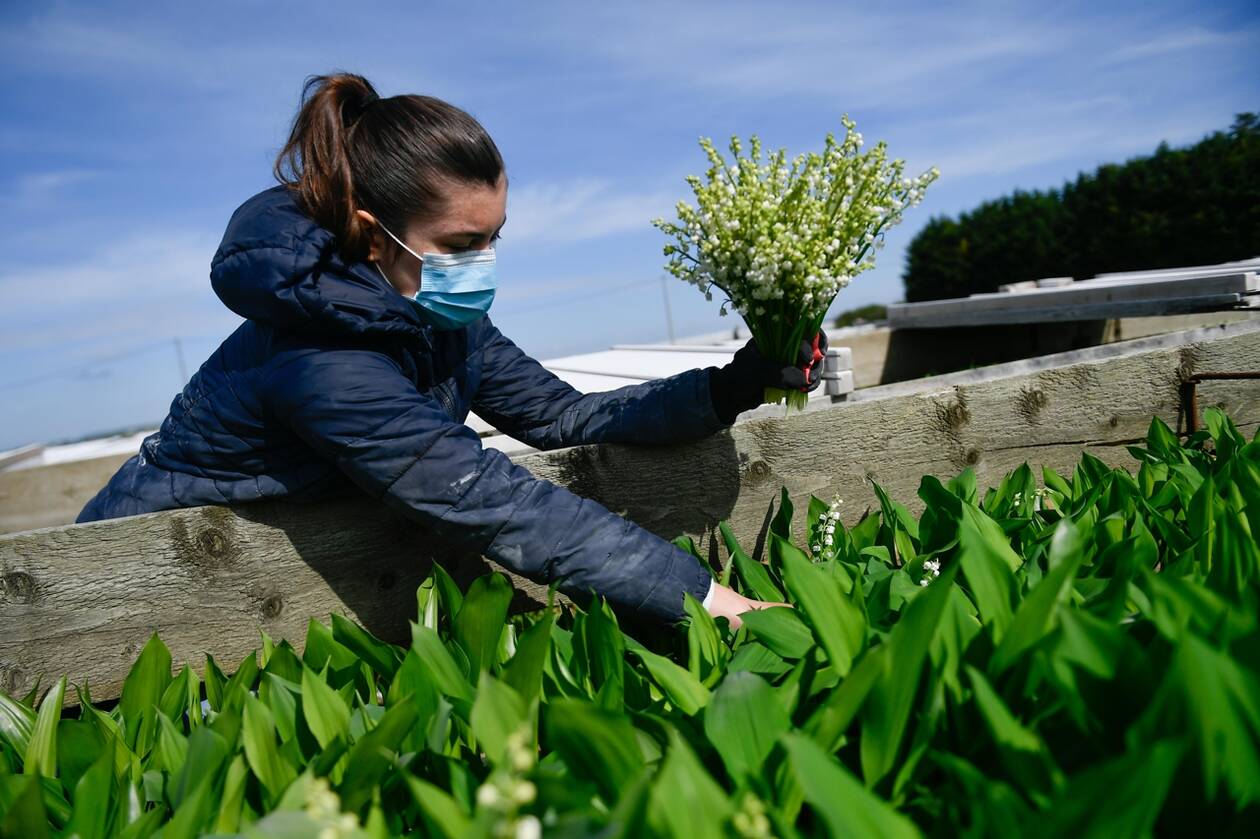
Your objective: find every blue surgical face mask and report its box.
[373,221,497,331]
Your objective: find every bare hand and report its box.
[705,580,792,630]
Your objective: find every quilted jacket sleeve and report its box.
[470,318,730,451]
[262,345,714,624]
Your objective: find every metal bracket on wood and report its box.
[823,346,853,401]
[1179,371,1260,434]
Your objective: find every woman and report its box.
[77,73,826,629]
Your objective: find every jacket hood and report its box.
[210,185,434,344]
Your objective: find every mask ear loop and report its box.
[371,217,424,298]
[376,219,425,264]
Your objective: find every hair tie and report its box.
[346,92,380,127]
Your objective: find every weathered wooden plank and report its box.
[3,322,1259,706]
[0,498,559,704]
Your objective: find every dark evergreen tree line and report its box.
[902,112,1260,302]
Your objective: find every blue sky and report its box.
[1,0,1257,449]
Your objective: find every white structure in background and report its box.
[0,329,855,468]
[887,257,1260,329]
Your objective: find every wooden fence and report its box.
[3,321,1259,705]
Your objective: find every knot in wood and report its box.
[744,459,772,487]
[261,593,284,620]
[933,395,970,435]
[0,571,37,604]
[964,448,982,466]
[0,665,26,696]
[1016,387,1048,422]
[197,529,229,559]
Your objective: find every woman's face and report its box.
[358,173,507,298]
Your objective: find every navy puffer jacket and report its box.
[77,184,728,623]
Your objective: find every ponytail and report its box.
[274,72,505,263]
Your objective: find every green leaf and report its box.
[576,597,627,710]
[224,651,261,701]
[262,673,299,745]
[331,613,403,682]
[723,520,785,602]
[212,755,251,835]
[429,561,465,618]
[0,692,35,762]
[502,612,554,702]
[727,642,793,677]
[0,774,50,839]
[860,567,956,785]
[545,698,644,803]
[301,663,351,749]
[1139,634,1260,804]
[157,664,200,726]
[967,666,1042,752]
[803,642,886,753]
[169,726,230,811]
[406,776,470,839]
[624,636,711,715]
[64,742,115,839]
[152,713,190,775]
[22,675,65,778]
[776,533,865,676]
[160,771,216,839]
[739,606,815,659]
[783,732,921,839]
[646,728,734,839]
[469,672,526,765]
[203,654,228,712]
[991,517,1084,674]
[337,694,421,812]
[684,592,726,687]
[452,572,513,675]
[769,486,794,541]
[871,479,921,542]
[410,624,474,702]
[957,503,1019,639]
[242,694,296,805]
[119,633,172,753]
[703,672,790,783]
[1033,740,1182,839]
[303,618,359,673]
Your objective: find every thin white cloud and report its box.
[910,95,1221,180]
[14,169,101,198]
[1103,26,1260,63]
[505,178,676,244]
[0,229,240,352]
[0,230,217,306]
[528,2,1068,107]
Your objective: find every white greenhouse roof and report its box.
[887,257,1260,328]
[3,325,781,468]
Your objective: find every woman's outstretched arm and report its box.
[469,317,731,451]
[263,342,715,624]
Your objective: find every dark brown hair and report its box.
[274,72,505,262]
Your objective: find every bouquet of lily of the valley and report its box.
[653,115,938,410]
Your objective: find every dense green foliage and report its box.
[902,113,1260,302]
[2,410,1259,837]
[831,303,887,328]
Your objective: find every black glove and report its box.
[708,329,829,424]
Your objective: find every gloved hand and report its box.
[708,329,829,424]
